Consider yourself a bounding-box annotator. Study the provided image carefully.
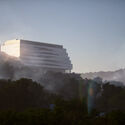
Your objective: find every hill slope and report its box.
[81,69,125,84]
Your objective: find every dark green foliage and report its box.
[95,83,125,112]
[0,75,124,124]
[0,108,124,125]
[0,78,52,111]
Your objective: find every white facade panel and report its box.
[1,40,20,57]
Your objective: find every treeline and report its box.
[0,72,125,124]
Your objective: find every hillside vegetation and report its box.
[0,72,125,124]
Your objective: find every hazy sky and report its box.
[0,0,125,73]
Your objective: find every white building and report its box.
[1,39,72,73]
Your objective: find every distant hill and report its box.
[81,69,125,84]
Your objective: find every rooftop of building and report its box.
[2,39,63,48]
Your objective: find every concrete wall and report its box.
[1,39,72,72]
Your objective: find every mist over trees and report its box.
[0,51,125,124]
[0,75,125,124]
[81,69,125,85]
[0,73,125,112]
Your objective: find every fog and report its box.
[0,51,79,93]
[0,50,125,92]
[0,51,43,81]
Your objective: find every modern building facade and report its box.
[1,39,72,73]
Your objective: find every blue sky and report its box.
[0,0,125,73]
